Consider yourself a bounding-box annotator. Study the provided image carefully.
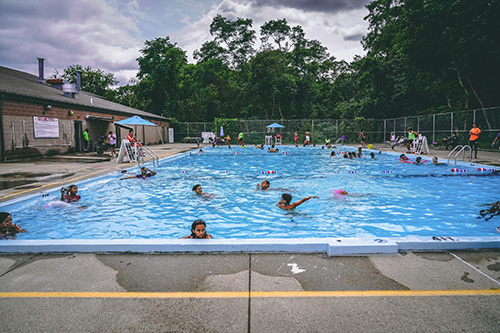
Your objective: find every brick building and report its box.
[0,59,170,161]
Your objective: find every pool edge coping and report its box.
[1,236,499,255]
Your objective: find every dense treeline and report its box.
[61,0,500,123]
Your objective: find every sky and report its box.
[0,0,371,86]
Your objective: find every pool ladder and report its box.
[447,145,472,165]
[138,146,159,167]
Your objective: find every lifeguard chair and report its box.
[275,133,282,145]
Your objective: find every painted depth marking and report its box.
[0,290,499,299]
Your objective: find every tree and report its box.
[260,19,292,52]
[208,14,256,69]
[136,37,187,116]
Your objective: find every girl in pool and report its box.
[192,184,216,198]
[432,156,442,164]
[181,219,212,239]
[399,154,410,162]
[277,193,319,210]
[61,185,81,203]
[0,212,26,240]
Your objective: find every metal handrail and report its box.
[447,145,463,164]
[447,145,471,165]
[138,146,159,167]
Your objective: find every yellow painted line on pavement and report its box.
[0,165,126,200]
[0,150,179,201]
[0,289,499,299]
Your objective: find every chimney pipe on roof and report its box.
[37,57,45,83]
[76,71,81,93]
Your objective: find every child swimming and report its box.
[277,193,319,210]
[181,219,212,239]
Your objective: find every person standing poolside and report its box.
[257,180,270,190]
[358,131,366,148]
[83,128,89,152]
[238,132,244,145]
[0,212,26,240]
[181,220,212,239]
[277,193,319,210]
[294,131,298,145]
[406,127,418,153]
[305,131,311,145]
[469,123,481,159]
[108,131,116,157]
[120,167,156,180]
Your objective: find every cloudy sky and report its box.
[0,0,371,86]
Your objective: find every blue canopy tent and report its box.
[266,122,285,128]
[115,115,163,144]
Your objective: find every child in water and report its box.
[0,212,26,240]
[181,220,212,239]
[277,193,319,210]
[61,185,81,202]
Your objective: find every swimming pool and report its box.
[2,145,500,244]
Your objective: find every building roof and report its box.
[0,66,168,121]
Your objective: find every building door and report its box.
[74,121,83,152]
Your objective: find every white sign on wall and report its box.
[33,116,59,138]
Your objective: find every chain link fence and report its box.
[173,107,500,148]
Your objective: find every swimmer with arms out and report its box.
[257,180,270,190]
[120,167,156,180]
[181,219,212,239]
[277,193,319,210]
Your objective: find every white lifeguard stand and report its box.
[116,140,158,166]
[411,135,430,155]
[275,134,282,145]
[265,135,273,145]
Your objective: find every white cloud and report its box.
[0,0,141,84]
[0,0,369,86]
[174,0,368,63]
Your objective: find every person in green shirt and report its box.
[83,128,89,152]
[238,132,244,145]
[406,127,418,153]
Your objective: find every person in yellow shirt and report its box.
[469,123,481,159]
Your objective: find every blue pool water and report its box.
[2,145,500,240]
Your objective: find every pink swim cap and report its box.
[333,189,348,195]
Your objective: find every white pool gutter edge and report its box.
[1,236,499,255]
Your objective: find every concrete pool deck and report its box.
[0,143,499,331]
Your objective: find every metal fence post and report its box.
[432,114,435,144]
[450,112,453,136]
